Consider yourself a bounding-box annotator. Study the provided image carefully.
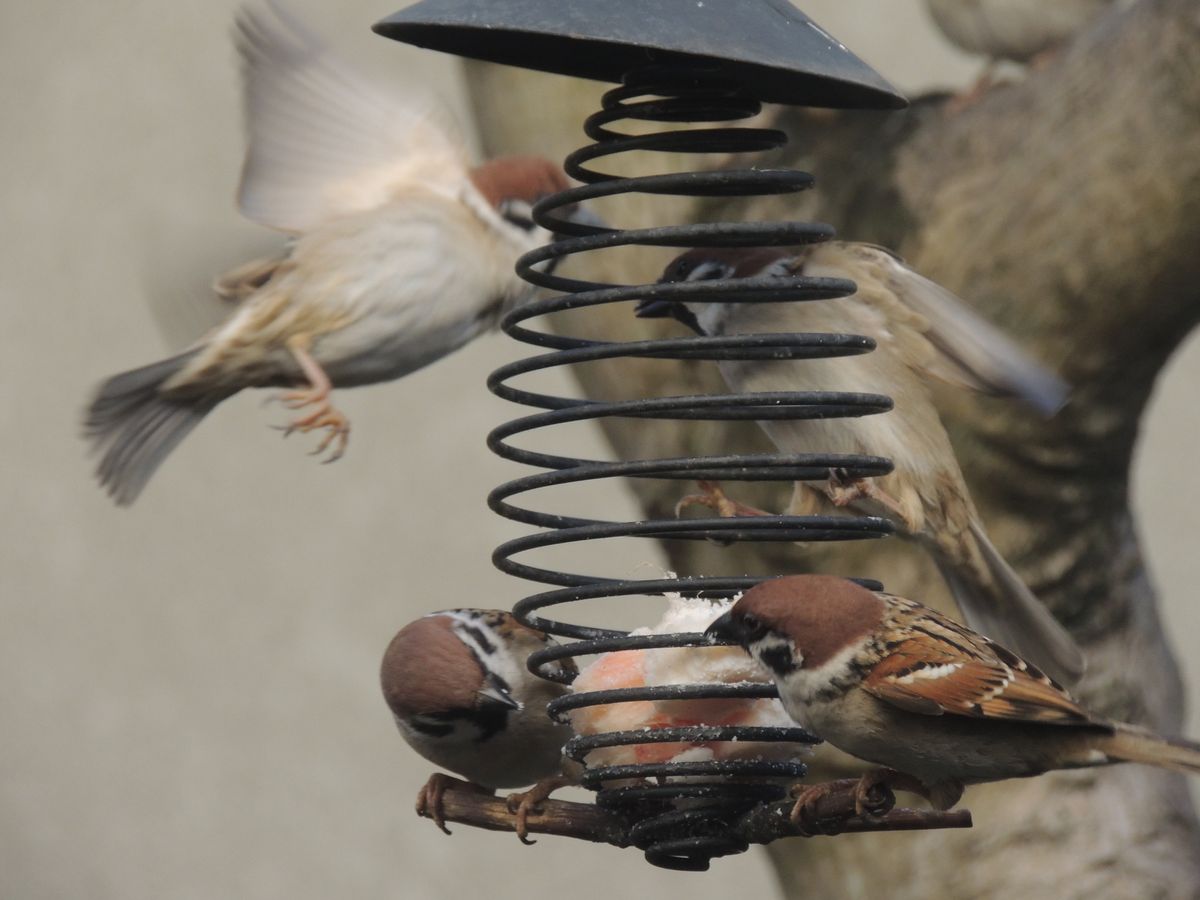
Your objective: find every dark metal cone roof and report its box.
[374,0,906,109]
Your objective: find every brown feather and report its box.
[737,575,886,669]
[380,615,484,719]
[863,599,1092,726]
[468,156,570,210]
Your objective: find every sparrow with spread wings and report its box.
[84,2,596,505]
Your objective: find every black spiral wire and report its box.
[487,65,894,871]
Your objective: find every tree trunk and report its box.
[464,0,1200,894]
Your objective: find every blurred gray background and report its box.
[3,2,1196,898]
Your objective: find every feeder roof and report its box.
[374,0,906,109]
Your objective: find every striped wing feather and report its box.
[863,608,1093,726]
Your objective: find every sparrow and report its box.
[706,575,1200,817]
[380,608,578,842]
[84,1,597,505]
[925,0,1114,64]
[637,243,1084,686]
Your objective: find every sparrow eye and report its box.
[669,259,697,281]
[740,613,765,637]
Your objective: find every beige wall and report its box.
[3,2,1196,898]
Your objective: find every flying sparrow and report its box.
[380,608,578,842]
[706,575,1200,818]
[637,243,1083,685]
[925,0,1114,65]
[84,1,598,505]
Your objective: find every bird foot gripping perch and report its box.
[417,777,972,845]
[416,773,490,835]
[414,772,579,843]
[504,774,580,845]
[788,770,938,834]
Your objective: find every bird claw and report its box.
[283,394,319,411]
[825,468,863,506]
[787,782,849,836]
[415,774,492,835]
[277,383,331,411]
[415,773,460,835]
[265,384,327,411]
[675,481,771,545]
[824,469,914,529]
[852,771,898,821]
[504,775,573,845]
[855,768,945,814]
[309,418,349,462]
[786,776,901,834]
[275,402,350,462]
[674,480,770,520]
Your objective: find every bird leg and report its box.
[276,336,350,463]
[796,771,961,836]
[415,773,493,835]
[823,469,917,531]
[854,768,960,814]
[788,778,869,835]
[505,774,577,844]
[674,480,772,519]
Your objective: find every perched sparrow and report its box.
[380,608,577,841]
[569,592,806,771]
[638,243,1083,685]
[925,0,1113,64]
[84,1,595,505]
[706,575,1200,814]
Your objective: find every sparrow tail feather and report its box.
[84,350,227,506]
[1099,726,1200,774]
[933,520,1085,686]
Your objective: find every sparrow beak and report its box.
[477,684,522,712]
[634,298,676,318]
[704,611,742,646]
[634,298,705,335]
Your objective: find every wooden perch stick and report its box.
[418,778,972,848]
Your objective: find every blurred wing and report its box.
[233,0,469,233]
[871,247,1070,416]
[863,605,1093,726]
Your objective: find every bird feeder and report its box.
[376,0,971,870]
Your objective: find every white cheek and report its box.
[773,671,817,728]
[768,640,866,727]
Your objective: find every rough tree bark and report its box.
[465,0,1200,896]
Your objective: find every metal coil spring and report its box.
[487,65,894,871]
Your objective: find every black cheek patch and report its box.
[408,715,455,738]
[471,702,511,742]
[758,643,798,675]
